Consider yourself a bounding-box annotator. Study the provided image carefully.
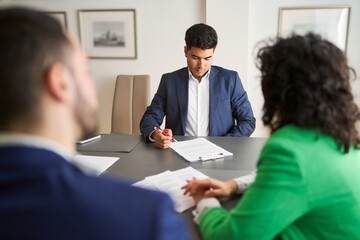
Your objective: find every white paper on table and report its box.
[132,179,159,191]
[145,170,172,180]
[132,167,209,212]
[170,138,233,162]
[172,167,209,181]
[73,155,119,176]
[133,170,173,191]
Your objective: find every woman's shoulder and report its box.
[263,124,343,156]
[268,125,314,143]
[265,125,331,151]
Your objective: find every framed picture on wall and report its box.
[78,9,137,59]
[278,6,350,51]
[44,11,67,29]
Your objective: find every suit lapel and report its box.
[209,66,220,135]
[175,68,189,135]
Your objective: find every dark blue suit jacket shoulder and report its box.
[0,146,189,240]
[140,66,255,138]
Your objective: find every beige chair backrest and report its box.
[111,75,150,135]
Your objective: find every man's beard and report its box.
[73,81,99,140]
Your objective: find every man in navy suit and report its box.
[0,7,189,240]
[140,23,255,149]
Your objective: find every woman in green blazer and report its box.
[183,33,360,240]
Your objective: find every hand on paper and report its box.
[152,129,173,149]
[182,178,238,203]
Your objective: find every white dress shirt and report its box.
[185,68,210,136]
[148,68,211,141]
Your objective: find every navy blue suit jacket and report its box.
[140,66,255,139]
[0,146,189,240]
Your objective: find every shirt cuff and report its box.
[148,130,156,142]
[192,198,221,224]
[233,171,256,194]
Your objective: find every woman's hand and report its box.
[181,177,238,203]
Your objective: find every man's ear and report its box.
[44,63,71,103]
[184,46,188,57]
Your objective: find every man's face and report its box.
[185,47,214,82]
[68,44,99,139]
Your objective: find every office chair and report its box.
[111,75,150,134]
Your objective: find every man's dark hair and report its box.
[257,33,360,152]
[0,7,72,130]
[185,23,217,50]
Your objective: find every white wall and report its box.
[1,0,359,136]
[206,0,249,87]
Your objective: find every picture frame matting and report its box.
[78,9,137,59]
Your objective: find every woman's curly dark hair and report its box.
[256,33,360,153]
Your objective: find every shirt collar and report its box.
[0,133,74,162]
[188,66,211,83]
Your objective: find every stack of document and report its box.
[133,167,209,212]
[170,138,233,162]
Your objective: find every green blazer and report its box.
[199,125,360,240]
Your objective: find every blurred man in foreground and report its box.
[0,7,189,240]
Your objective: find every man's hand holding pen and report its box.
[152,127,176,149]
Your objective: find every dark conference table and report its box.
[78,135,268,240]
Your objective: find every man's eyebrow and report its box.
[191,54,213,59]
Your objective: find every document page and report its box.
[170,138,233,162]
[73,155,119,176]
[133,171,172,191]
[132,167,208,212]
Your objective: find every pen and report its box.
[154,127,178,142]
